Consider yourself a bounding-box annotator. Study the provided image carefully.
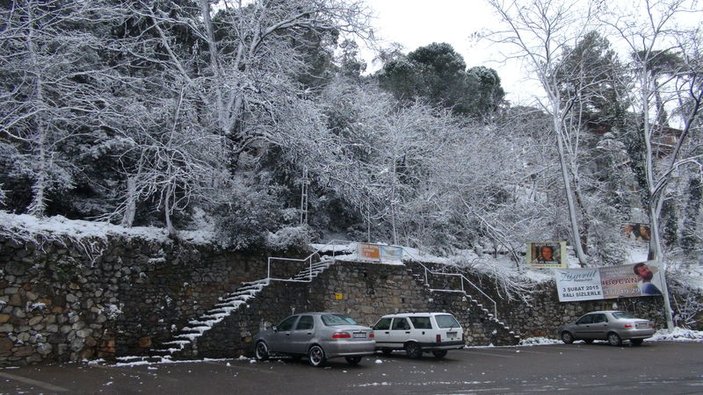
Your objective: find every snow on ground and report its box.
[648,327,703,342]
[96,328,703,368]
[4,210,700,290]
[515,328,703,346]
[0,211,214,244]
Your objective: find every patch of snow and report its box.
[0,211,169,242]
[28,302,46,312]
[0,210,215,244]
[518,337,562,346]
[648,327,703,342]
[105,304,123,319]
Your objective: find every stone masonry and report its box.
[0,233,698,366]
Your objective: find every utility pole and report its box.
[300,166,309,226]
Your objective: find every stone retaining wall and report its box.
[406,261,671,339]
[0,234,268,366]
[192,261,518,358]
[0,233,698,366]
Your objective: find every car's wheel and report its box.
[432,350,448,359]
[607,332,622,346]
[405,342,422,359]
[561,331,574,344]
[345,356,362,366]
[307,345,327,367]
[381,348,393,356]
[630,339,643,346]
[255,341,269,361]
[583,339,594,344]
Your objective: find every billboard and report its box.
[555,261,664,302]
[357,243,403,264]
[358,243,381,262]
[527,241,567,268]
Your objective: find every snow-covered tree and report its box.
[601,0,703,261]
[0,0,123,216]
[487,0,606,266]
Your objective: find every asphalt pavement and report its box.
[1,341,702,394]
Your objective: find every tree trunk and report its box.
[553,104,588,266]
[26,4,47,218]
[164,184,176,238]
[681,178,702,255]
[121,176,137,227]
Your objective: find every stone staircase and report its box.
[115,259,335,365]
[406,266,521,345]
[446,290,521,345]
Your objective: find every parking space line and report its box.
[0,371,69,392]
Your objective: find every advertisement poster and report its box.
[527,241,567,268]
[358,243,381,262]
[599,265,641,299]
[554,268,603,302]
[555,261,664,302]
[358,243,404,264]
[380,245,403,263]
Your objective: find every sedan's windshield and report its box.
[321,314,358,326]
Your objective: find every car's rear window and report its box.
[612,311,636,319]
[321,314,358,326]
[409,317,432,329]
[435,314,460,329]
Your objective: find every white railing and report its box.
[267,240,354,283]
[400,248,498,319]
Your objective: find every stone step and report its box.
[235,285,264,292]
[223,289,258,298]
[150,348,176,356]
[161,339,190,347]
[116,355,169,364]
[180,326,209,334]
[214,299,247,308]
[241,280,270,287]
[196,312,228,321]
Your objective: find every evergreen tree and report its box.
[377,42,505,118]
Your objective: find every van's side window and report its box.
[373,317,392,330]
[391,318,410,330]
[409,317,432,329]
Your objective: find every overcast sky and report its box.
[364,0,539,105]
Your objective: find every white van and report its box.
[372,312,464,359]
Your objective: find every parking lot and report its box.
[1,341,702,394]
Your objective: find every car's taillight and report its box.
[368,332,374,339]
[436,334,441,343]
[332,332,351,339]
[623,323,633,328]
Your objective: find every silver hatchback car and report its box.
[559,310,655,346]
[254,312,375,367]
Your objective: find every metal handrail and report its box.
[267,240,354,283]
[400,247,498,319]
